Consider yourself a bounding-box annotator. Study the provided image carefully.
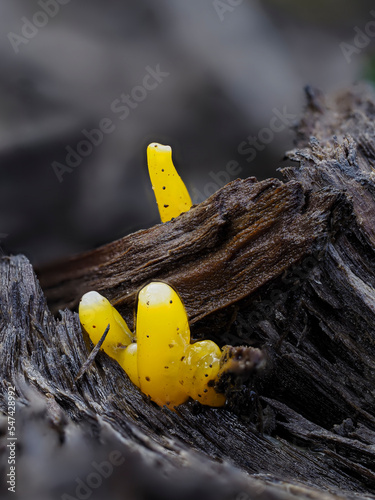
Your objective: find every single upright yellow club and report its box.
[136,282,190,408]
[147,142,192,223]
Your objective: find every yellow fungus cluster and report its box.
[78,142,225,409]
[79,283,225,409]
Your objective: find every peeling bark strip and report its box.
[1,84,375,500]
[37,177,341,327]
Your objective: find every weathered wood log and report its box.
[1,255,348,500]
[1,83,375,500]
[37,177,341,331]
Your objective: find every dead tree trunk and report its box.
[1,84,375,500]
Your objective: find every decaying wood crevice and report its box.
[1,84,375,500]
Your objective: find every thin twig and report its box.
[75,324,110,381]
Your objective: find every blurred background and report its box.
[0,0,374,264]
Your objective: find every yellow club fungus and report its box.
[180,340,225,407]
[78,143,225,409]
[147,142,192,223]
[79,291,133,366]
[136,282,190,407]
[79,283,226,410]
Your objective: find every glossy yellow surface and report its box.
[79,284,226,409]
[147,142,192,223]
[180,340,226,407]
[136,282,190,408]
[79,291,133,365]
[121,342,140,388]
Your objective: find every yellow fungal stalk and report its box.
[79,291,133,366]
[121,343,139,388]
[78,284,226,410]
[180,340,226,407]
[136,282,189,407]
[147,142,192,223]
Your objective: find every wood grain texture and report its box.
[1,84,375,500]
[37,177,341,331]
